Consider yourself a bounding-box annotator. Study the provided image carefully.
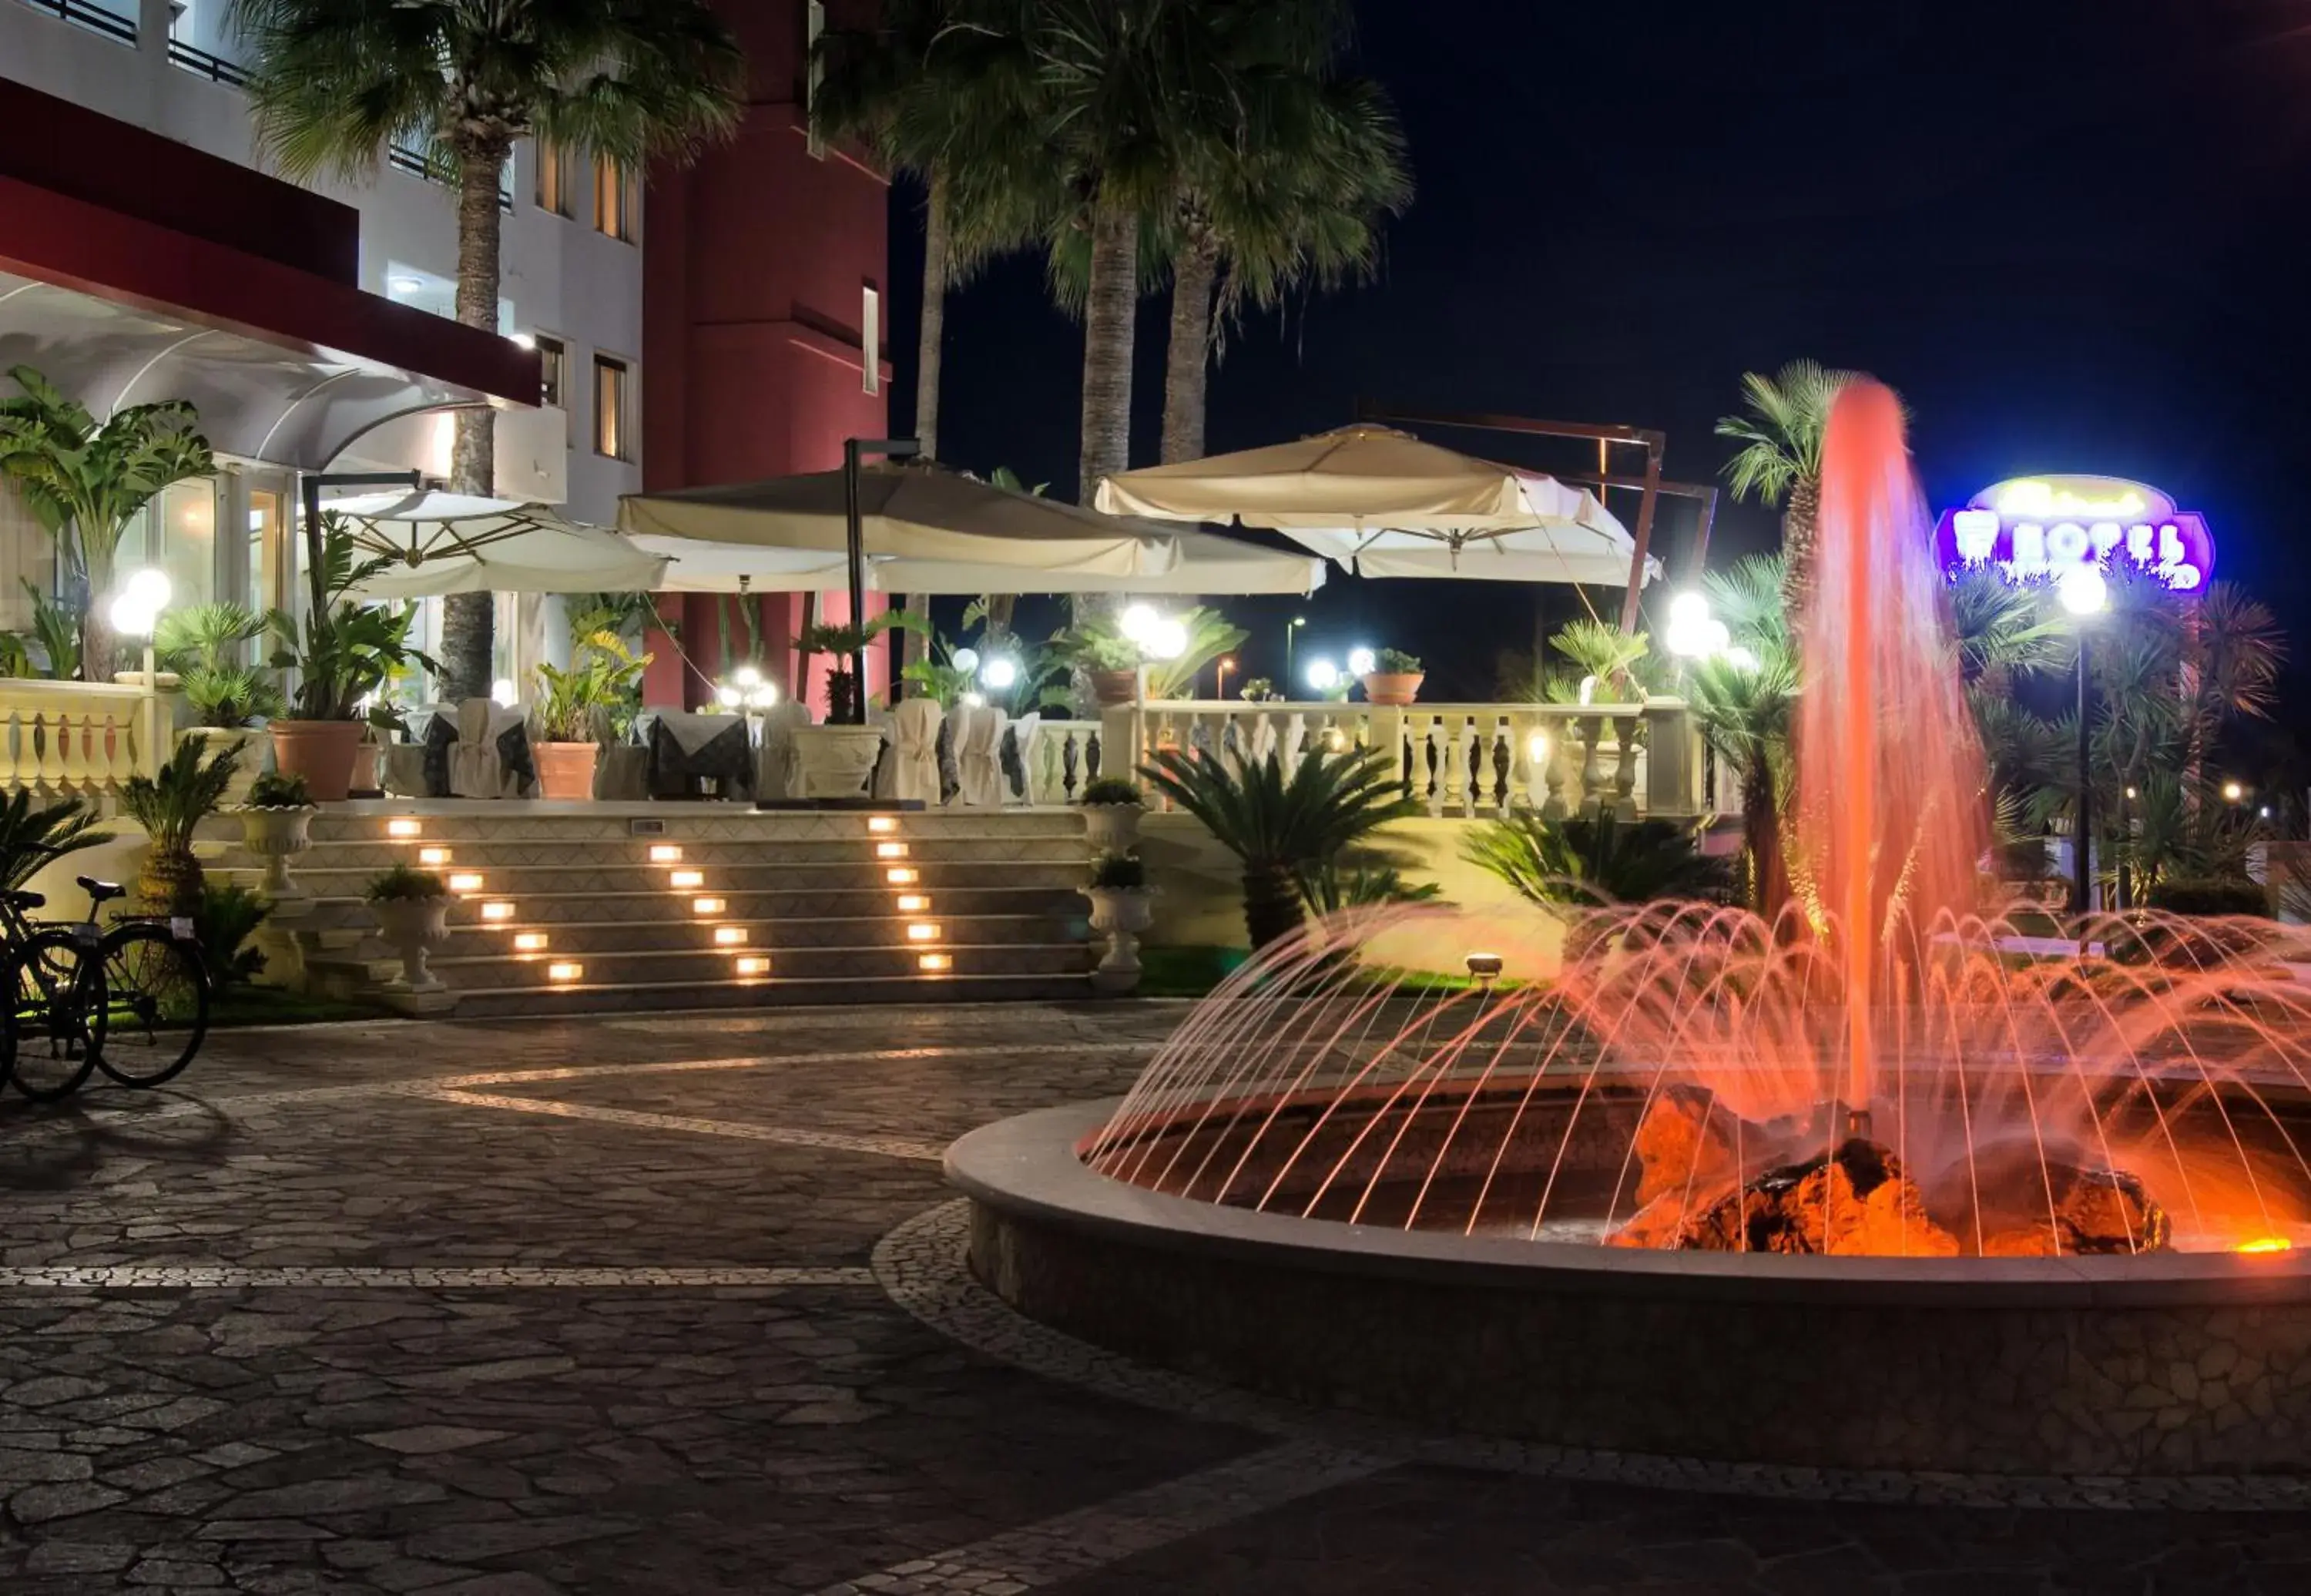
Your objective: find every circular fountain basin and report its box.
[950,1078,2311,1477]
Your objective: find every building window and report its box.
[535,335,565,408]
[593,157,637,243]
[536,142,575,218]
[594,355,631,460]
[860,285,880,396]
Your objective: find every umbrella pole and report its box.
[844,438,867,725]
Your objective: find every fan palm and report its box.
[1714,360,1855,612]
[0,365,215,681]
[156,603,286,729]
[1141,746,1417,948]
[229,0,745,700]
[1686,645,1797,915]
[121,739,242,916]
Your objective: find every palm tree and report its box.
[1683,554,1795,914]
[812,0,1052,461]
[229,0,746,701]
[1141,746,1416,948]
[1156,12,1409,464]
[1714,360,1854,612]
[0,366,215,680]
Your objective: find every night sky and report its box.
[897,2,2311,712]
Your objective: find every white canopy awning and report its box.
[330,491,668,598]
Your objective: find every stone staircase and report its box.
[209,804,1100,1015]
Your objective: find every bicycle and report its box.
[0,873,211,1102]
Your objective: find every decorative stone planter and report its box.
[1360,671,1424,706]
[270,719,363,803]
[368,895,451,993]
[1080,802,1144,853]
[350,739,384,797]
[183,726,262,806]
[1088,669,1140,708]
[1082,885,1156,996]
[533,741,599,800]
[791,726,885,800]
[236,804,317,902]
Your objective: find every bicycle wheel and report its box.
[2,927,103,1102]
[92,923,210,1089]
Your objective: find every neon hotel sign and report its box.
[1933,475,2212,592]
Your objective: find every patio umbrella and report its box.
[328,491,669,597]
[1095,424,1659,588]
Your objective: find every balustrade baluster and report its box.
[1614,715,1642,820]
[1578,716,1608,814]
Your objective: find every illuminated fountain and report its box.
[952,382,2311,1476]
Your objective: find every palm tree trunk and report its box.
[440,136,511,705]
[1779,474,1820,622]
[1742,765,1788,920]
[915,172,951,461]
[1159,233,1219,465]
[1242,862,1305,951]
[1076,202,1139,505]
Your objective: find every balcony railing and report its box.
[168,37,253,87]
[389,144,515,213]
[15,0,136,45]
[1109,698,1709,820]
[0,679,174,803]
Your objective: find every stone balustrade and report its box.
[0,676,177,804]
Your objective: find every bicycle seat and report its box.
[0,890,42,911]
[77,877,127,907]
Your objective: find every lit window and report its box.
[593,355,630,460]
[537,142,575,219]
[593,156,637,243]
[535,334,565,409]
[861,284,880,396]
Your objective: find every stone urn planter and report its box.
[369,894,451,993]
[1081,802,1144,853]
[1360,671,1425,707]
[183,726,263,806]
[534,741,599,800]
[791,725,884,800]
[1082,885,1156,996]
[270,720,363,802]
[1087,669,1140,708]
[236,804,317,900]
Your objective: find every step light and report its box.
[733,955,771,977]
[648,843,683,863]
[669,868,705,889]
[692,896,726,916]
[387,818,422,839]
[894,894,931,914]
[917,952,953,974]
[867,816,898,835]
[713,926,748,946]
[875,841,907,860]
[512,932,548,953]
[479,900,515,923]
[886,867,918,886]
[547,961,583,982]
[418,847,451,867]
[448,873,484,894]
[906,922,941,942]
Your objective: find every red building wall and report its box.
[642,0,891,712]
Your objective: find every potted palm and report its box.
[364,862,451,993]
[235,770,318,900]
[1081,850,1156,995]
[534,634,649,800]
[1078,776,1145,852]
[156,602,283,805]
[266,517,432,802]
[1360,648,1426,706]
[1050,614,1142,707]
[119,737,241,917]
[792,613,911,800]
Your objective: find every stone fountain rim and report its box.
[949,1096,2311,1308]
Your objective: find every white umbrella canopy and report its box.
[1095,424,1658,587]
[328,491,669,598]
[873,525,1323,596]
[619,461,1183,592]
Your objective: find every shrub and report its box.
[1089,852,1147,890]
[1080,776,1143,806]
[2145,875,2269,917]
[244,771,314,810]
[364,863,446,903]
[1375,648,1422,674]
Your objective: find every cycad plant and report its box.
[0,790,111,894]
[121,739,242,915]
[156,602,284,729]
[1141,747,1417,948]
[1466,811,1728,962]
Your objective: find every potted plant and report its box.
[1078,776,1145,852]
[265,516,433,801]
[364,861,451,992]
[1082,850,1156,995]
[156,602,283,805]
[533,632,649,800]
[1239,676,1276,703]
[235,770,317,900]
[1050,614,1142,707]
[119,737,240,917]
[1361,648,1426,706]
[791,612,914,800]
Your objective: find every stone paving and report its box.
[0,1001,2303,1593]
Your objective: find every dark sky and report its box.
[897,1,2311,706]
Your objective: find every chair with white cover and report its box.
[951,702,1008,808]
[885,698,943,805]
[449,700,538,798]
[1001,711,1041,805]
[753,699,812,801]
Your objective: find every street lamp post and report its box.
[1285,616,1306,689]
[1214,656,1234,702]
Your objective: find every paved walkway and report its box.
[0,1004,2303,1593]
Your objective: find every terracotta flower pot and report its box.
[1361,672,1425,707]
[533,741,599,800]
[1088,669,1140,707]
[270,720,363,803]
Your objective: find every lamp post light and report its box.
[1285,615,1307,687]
[109,568,171,773]
[2059,565,2108,921]
[1213,656,1235,702]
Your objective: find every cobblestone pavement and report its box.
[0,1002,2305,1594]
